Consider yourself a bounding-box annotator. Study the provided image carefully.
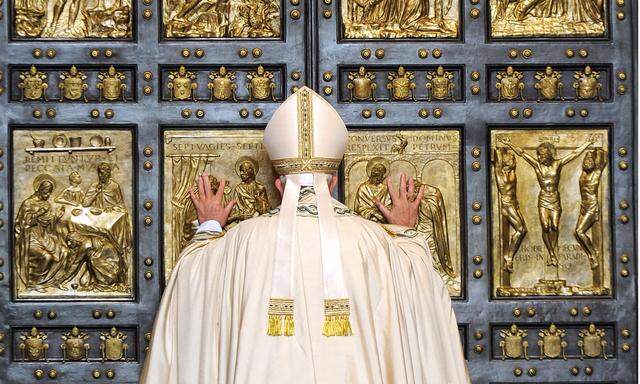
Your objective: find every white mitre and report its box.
[263,86,352,337]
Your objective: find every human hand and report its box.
[374,173,424,228]
[188,172,236,228]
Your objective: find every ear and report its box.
[328,174,339,195]
[274,177,285,197]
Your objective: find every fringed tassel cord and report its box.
[322,298,353,337]
[267,298,294,336]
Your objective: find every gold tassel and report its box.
[323,299,353,337]
[267,298,294,336]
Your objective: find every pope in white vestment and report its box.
[141,87,470,384]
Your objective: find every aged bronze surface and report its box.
[168,66,198,101]
[13,0,133,39]
[490,0,606,38]
[534,66,564,101]
[341,0,460,38]
[208,66,238,102]
[499,324,529,360]
[344,130,462,296]
[426,65,455,101]
[162,0,281,38]
[58,66,89,102]
[60,326,90,362]
[97,66,127,102]
[19,327,49,361]
[162,130,279,281]
[491,129,611,297]
[537,323,568,360]
[578,323,608,359]
[13,129,134,299]
[347,66,377,102]
[573,66,603,101]
[386,66,416,101]
[99,327,128,362]
[247,65,276,101]
[496,66,525,102]
[18,66,49,102]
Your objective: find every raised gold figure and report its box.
[534,66,564,101]
[13,130,134,299]
[492,148,527,273]
[490,0,605,38]
[227,156,271,223]
[61,326,90,362]
[19,327,50,361]
[573,66,603,101]
[496,66,525,101]
[247,65,276,102]
[578,323,608,360]
[491,129,611,297]
[168,66,198,101]
[344,130,462,296]
[386,66,416,101]
[499,324,529,360]
[500,138,593,267]
[347,66,377,102]
[14,0,132,39]
[342,0,459,39]
[58,66,88,102]
[100,327,129,362]
[208,66,238,102]
[163,0,281,38]
[537,324,567,360]
[97,66,127,102]
[426,66,455,101]
[575,149,607,270]
[18,65,49,101]
[353,157,390,222]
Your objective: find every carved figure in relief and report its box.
[208,66,238,102]
[492,148,527,272]
[578,323,608,360]
[228,156,270,223]
[97,65,127,102]
[353,157,390,222]
[496,66,525,101]
[55,171,85,206]
[58,65,88,102]
[61,326,90,362]
[18,65,49,101]
[168,66,198,101]
[537,323,567,360]
[534,66,564,101]
[347,66,377,102]
[83,163,127,212]
[14,174,66,289]
[19,327,50,361]
[100,327,129,362]
[499,324,529,360]
[426,66,455,101]
[413,179,456,277]
[499,138,593,267]
[574,148,607,270]
[247,65,277,101]
[573,66,603,101]
[386,66,416,101]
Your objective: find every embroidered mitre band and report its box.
[264,87,352,337]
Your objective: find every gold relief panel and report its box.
[162,130,280,281]
[489,0,606,38]
[341,0,460,39]
[490,128,611,298]
[13,0,133,39]
[162,0,281,38]
[343,129,463,297]
[11,127,135,299]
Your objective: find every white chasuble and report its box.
[141,189,471,384]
